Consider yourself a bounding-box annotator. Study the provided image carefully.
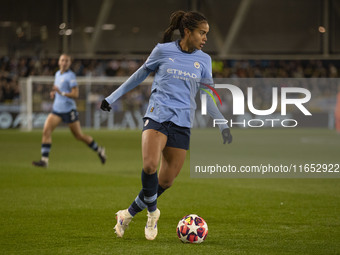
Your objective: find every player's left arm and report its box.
[205,94,232,144]
[53,72,78,98]
[53,85,79,98]
[202,56,232,144]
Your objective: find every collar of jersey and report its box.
[60,69,71,75]
[176,40,197,54]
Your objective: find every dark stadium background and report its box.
[1,0,340,56]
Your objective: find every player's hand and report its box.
[52,86,61,94]
[50,91,56,99]
[100,99,112,112]
[222,128,232,144]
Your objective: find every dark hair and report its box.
[162,10,208,43]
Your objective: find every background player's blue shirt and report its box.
[52,70,77,113]
[143,41,212,127]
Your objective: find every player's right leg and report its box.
[32,113,61,167]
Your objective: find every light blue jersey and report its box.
[105,40,228,130]
[142,41,212,127]
[52,70,77,113]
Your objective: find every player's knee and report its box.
[158,179,173,189]
[143,160,158,174]
[42,128,52,138]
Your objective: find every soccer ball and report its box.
[176,214,208,243]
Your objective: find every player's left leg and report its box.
[157,122,189,196]
[68,120,106,164]
[158,146,187,194]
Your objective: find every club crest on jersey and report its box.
[194,62,200,69]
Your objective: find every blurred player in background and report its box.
[101,10,232,240]
[32,54,106,167]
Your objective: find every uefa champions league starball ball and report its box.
[176,214,208,243]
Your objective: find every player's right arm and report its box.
[101,45,161,112]
[50,72,58,99]
[50,90,56,99]
[53,86,79,99]
[101,66,152,111]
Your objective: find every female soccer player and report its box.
[33,54,106,167]
[101,10,232,240]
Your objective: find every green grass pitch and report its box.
[0,128,339,254]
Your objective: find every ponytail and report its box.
[162,10,208,43]
[162,10,185,43]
